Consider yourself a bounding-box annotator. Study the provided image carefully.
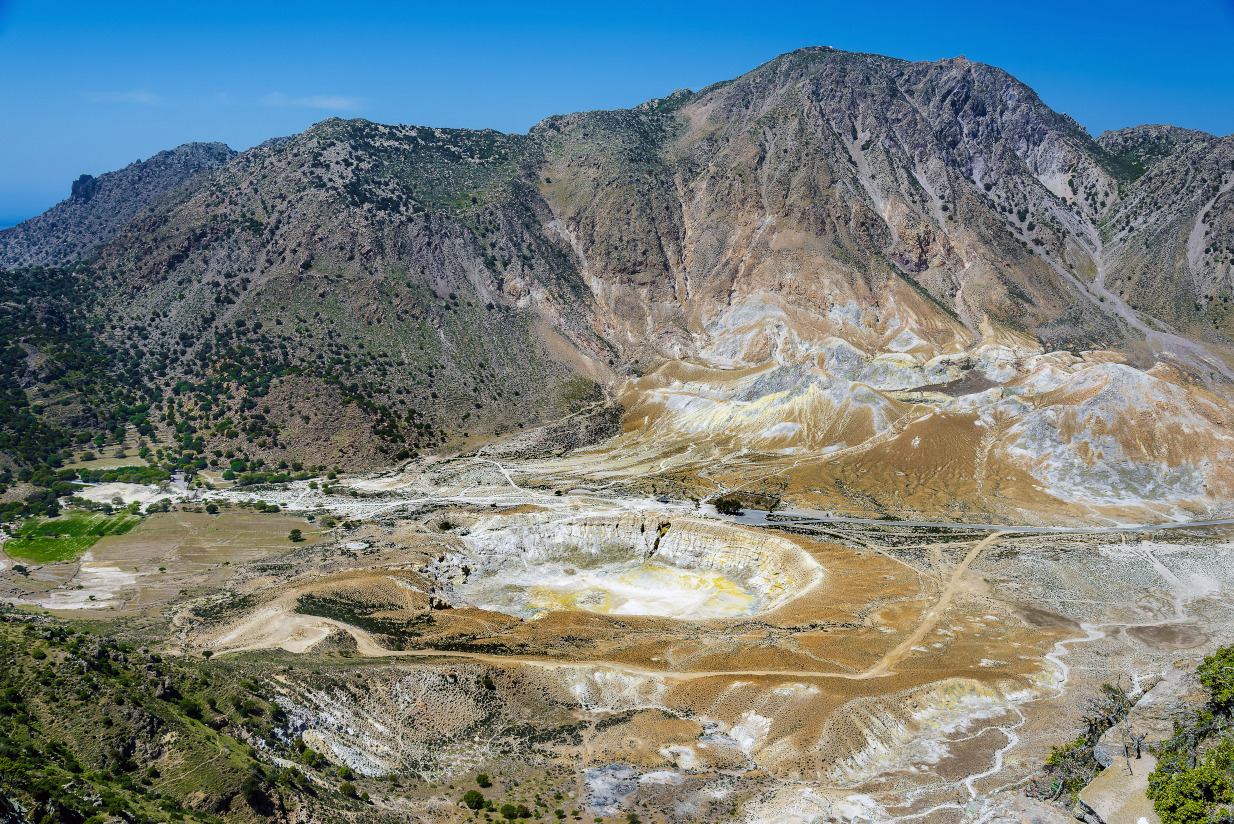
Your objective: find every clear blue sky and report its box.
[3,0,1233,228]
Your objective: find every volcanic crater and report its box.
[430,513,822,621]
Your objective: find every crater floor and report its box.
[443,513,819,620]
[458,560,760,620]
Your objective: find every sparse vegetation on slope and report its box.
[0,611,321,823]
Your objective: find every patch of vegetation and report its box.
[295,592,434,642]
[0,267,158,466]
[188,593,264,624]
[557,376,601,414]
[0,611,332,822]
[1148,646,1234,823]
[75,465,170,485]
[5,511,141,563]
[1027,682,1134,803]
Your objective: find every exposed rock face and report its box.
[3,46,1234,515]
[70,173,99,203]
[0,141,236,267]
[1094,668,1204,769]
[541,50,1096,354]
[1077,755,1162,824]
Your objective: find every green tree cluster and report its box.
[1148,646,1234,823]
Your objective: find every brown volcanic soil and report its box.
[175,513,1071,813]
[29,479,1234,822]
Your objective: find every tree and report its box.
[339,781,356,798]
[1199,647,1234,711]
[205,503,218,514]
[240,771,273,814]
[476,773,491,787]
[713,496,744,515]
[288,528,303,542]
[462,790,485,810]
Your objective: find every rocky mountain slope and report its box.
[2,46,1233,522]
[0,141,237,268]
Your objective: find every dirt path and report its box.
[857,531,1003,679]
[210,532,1005,682]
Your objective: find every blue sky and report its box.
[3,0,1233,227]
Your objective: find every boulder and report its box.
[1077,753,1160,824]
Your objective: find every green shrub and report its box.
[1199,647,1234,711]
[1149,736,1234,824]
[1148,644,1234,823]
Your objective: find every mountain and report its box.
[0,141,237,268]
[3,47,1234,523]
[1098,126,1234,339]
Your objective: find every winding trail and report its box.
[215,531,1005,683]
[476,458,524,490]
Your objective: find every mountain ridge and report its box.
[2,46,1234,523]
[0,141,237,269]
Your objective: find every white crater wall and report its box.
[435,513,821,620]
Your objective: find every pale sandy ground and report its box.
[76,482,175,506]
[9,451,1229,822]
[32,554,145,610]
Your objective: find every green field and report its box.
[5,511,142,563]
